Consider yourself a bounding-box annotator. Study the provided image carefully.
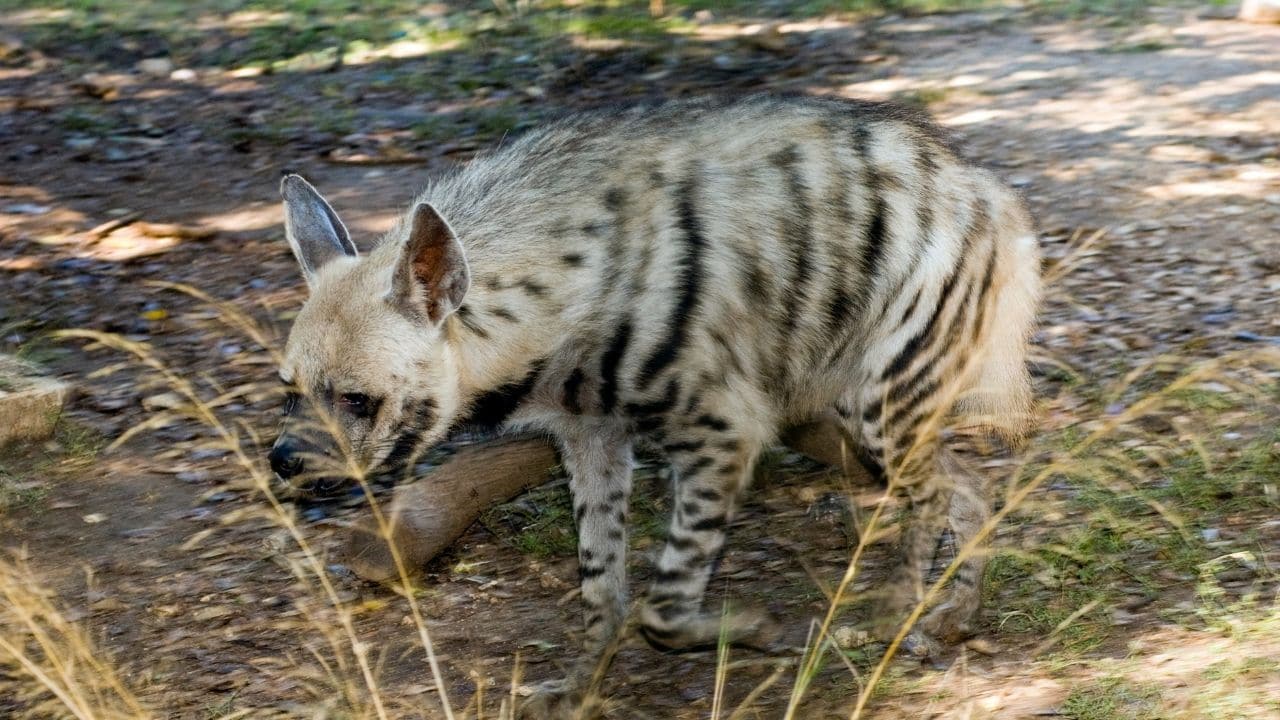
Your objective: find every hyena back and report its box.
[272,95,1040,695]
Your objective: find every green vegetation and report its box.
[1061,676,1162,720]
[1196,656,1280,719]
[0,0,1166,72]
[0,420,103,514]
[480,466,670,559]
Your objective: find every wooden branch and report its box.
[343,434,556,582]
[343,421,872,582]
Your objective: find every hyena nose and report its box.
[269,441,304,479]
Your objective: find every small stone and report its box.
[169,68,197,82]
[82,513,107,524]
[142,392,186,411]
[103,147,134,162]
[91,597,128,612]
[66,136,98,151]
[194,605,232,621]
[1201,527,1220,542]
[3,203,51,215]
[833,625,872,649]
[136,58,174,77]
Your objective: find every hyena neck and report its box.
[419,154,596,411]
[444,242,582,408]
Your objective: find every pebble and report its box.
[1200,527,1220,542]
[103,147,135,162]
[1234,331,1280,345]
[136,58,174,77]
[3,203,51,215]
[327,564,355,580]
[833,625,872,649]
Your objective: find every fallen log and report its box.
[343,421,872,582]
[343,433,558,582]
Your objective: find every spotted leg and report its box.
[522,419,632,719]
[638,417,778,651]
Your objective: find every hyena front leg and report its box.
[524,419,632,718]
[638,425,777,651]
[558,420,634,674]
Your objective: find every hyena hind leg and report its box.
[873,438,994,657]
[638,429,780,652]
[856,430,957,656]
[917,446,991,645]
[825,409,990,654]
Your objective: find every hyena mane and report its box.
[272,93,1041,707]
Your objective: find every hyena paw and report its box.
[639,604,782,653]
[899,629,942,661]
[870,604,973,662]
[917,598,979,646]
[517,678,603,720]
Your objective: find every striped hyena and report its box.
[269,95,1040,709]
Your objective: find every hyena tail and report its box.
[957,200,1041,449]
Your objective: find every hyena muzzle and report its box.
[269,95,1040,710]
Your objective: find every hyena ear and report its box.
[389,202,470,325]
[280,173,358,287]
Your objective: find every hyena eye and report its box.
[338,392,375,419]
[282,391,301,416]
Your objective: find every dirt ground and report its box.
[2,3,1279,719]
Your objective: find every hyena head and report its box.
[269,174,470,494]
